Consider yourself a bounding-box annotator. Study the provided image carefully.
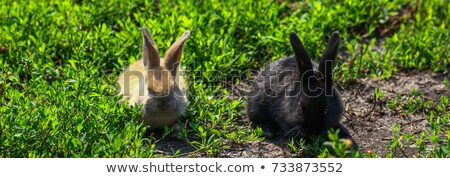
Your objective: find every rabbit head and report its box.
[289,32,340,134]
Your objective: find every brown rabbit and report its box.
[118,26,190,130]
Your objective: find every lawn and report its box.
[0,0,449,158]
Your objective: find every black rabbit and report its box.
[246,32,357,148]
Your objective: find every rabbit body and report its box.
[247,57,347,138]
[118,59,188,128]
[118,27,190,130]
[247,32,354,143]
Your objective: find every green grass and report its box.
[1,0,449,157]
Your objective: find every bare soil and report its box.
[341,71,449,157]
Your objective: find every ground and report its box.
[342,71,449,157]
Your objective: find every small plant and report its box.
[319,129,361,158]
[373,88,385,101]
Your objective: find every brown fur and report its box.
[118,27,190,130]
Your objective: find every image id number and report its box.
[272,163,342,173]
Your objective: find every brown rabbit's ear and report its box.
[163,30,191,72]
[140,26,160,68]
[318,32,340,92]
[290,32,313,77]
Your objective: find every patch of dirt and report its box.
[153,138,198,157]
[152,71,449,157]
[217,140,291,158]
[341,70,449,157]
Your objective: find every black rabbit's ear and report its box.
[318,32,340,91]
[140,26,160,68]
[290,32,312,75]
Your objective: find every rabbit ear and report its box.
[140,26,160,68]
[290,32,313,77]
[318,32,340,92]
[164,30,191,72]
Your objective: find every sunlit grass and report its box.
[0,0,448,157]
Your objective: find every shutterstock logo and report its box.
[106,162,255,173]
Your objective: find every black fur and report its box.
[246,32,357,148]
